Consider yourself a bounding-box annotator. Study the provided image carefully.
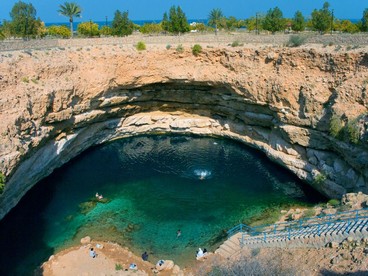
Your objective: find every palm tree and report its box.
[208,8,224,35]
[58,2,81,37]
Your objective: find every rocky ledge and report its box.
[0,44,367,220]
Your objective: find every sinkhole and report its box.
[0,135,326,275]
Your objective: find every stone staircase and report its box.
[215,218,368,259]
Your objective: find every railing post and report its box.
[318,224,321,236]
[288,228,291,240]
[264,232,267,242]
[299,219,302,229]
[274,224,276,234]
[355,210,359,222]
[240,224,243,232]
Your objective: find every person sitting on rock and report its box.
[89,248,97,258]
[196,248,204,258]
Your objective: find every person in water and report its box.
[95,193,103,200]
[177,229,181,238]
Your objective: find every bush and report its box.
[166,44,171,50]
[77,21,100,37]
[136,41,146,51]
[192,44,202,56]
[313,173,326,186]
[0,172,5,194]
[345,119,360,144]
[327,199,340,207]
[176,44,184,53]
[100,26,112,36]
[286,35,307,47]
[47,25,71,38]
[231,40,243,47]
[329,114,343,138]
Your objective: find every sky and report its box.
[0,0,366,23]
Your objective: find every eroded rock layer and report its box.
[0,45,367,220]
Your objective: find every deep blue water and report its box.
[0,135,325,275]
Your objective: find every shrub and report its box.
[345,119,360,144]
[136,41,146,51]
[176,44,184,53]
[77,21,100,37]
[47,25,71,38]
[231,40,243,47]
[313,173,326,186]
[0,172,5,194]
[166,44,171,50]
[327,199,340,207]
[329,114,343,138]
[192,44,202,56]
[100,26,112,36]
[286,35,306,47]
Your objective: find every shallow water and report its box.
[0,135,325,275]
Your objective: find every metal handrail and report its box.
[227,208,368,243]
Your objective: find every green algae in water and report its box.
[0,135,325,275]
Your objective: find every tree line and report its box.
[1,1,368,39]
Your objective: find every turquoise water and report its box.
[0,135,324,275]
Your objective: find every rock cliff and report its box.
[0,44,367,220]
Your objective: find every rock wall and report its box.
[0,44,367,220]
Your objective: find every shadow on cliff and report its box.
[0,177,56,275]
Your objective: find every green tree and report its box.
[361,8,368,32]
[161,12,169,32]
[208,8,224,35]
[263,7,284,34]
[0,30,4,40]
[77,21,99,37]
[310,2,332,34]
[111,10,133,36]
[58,2,81,38]
[9,1,40,38]
[47,25,71,38]
[167,6,189,34]
[292,10,305,32]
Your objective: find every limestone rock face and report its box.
[0,45,367,219]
